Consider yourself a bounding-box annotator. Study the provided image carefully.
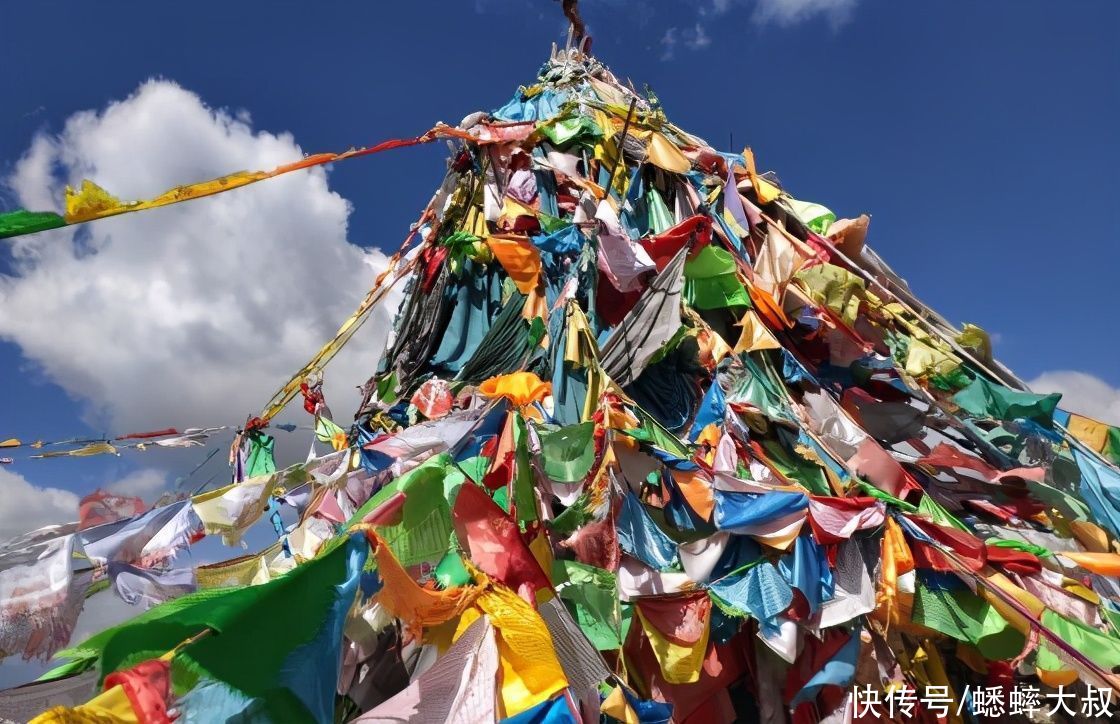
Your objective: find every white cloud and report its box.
[753,0,857,27]
[1029,371,1120,426]
[107,468,168,501]
[702,0,857,28]
[0,81,400,437]
[660,27,680,60]
[0,468,79,542]
[688,22,712,49]
[660,23,711,60]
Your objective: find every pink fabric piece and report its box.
[361,493,408,527]
[737,187,765,227]
[807,498,885,542]
[313,490,349,524]
[994,467,1046,484]
[595,201,655,292]
[847,438,908,497]
[919,442,997,478]
[1019,569,1101,626]
[712,435,738,474]
[471,123,536,144]
[506,169,538,204]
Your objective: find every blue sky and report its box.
[0,0,1118,531]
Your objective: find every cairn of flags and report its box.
[5,47,1120,724]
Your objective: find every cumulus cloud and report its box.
[1029,371,1120,427]
[0,468,79,542]
[751,0,858,28]
[0,81,400,436]
[699,0,858,28]
[106,468,169,501]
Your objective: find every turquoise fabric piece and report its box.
[245,432,276,478]
[177,680,264,724]
[952,374,1061,426]
[778,533,834,614]
[456,291,529,384]
[431,259,505,375]
[1074,447,1120,537]
[746,562,794,633]
[549,309,587,426]
[617,492,680,571]
[620,171,649,238]
[688,375,726,440]
[532,225,583,254]
[710,560,792,635]
[277,535,368,722]
[709,567,754,617]
[646,188,674,235]
[492,89,569,122]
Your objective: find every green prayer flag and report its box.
[0,209,67,239]
[783,197,835,236]
[553,560,622,650]
[625,406,693,459]
[760,436,830,496]
[953,374,1061,426]
[728,354,795,423]
[912,575,1023,660]
[492,485,511,513]
[54,534,369,723]
[458,455,490,486]
[512,413,538,524]
[917,495,969,532]
[985,538,1053,558]
[348,453,457,566]
[434,549,472,588]
[683,245,751,310]
[551,493,593,536]
[538,422,596,483]
[540,115,603,147]
[1107,426,1120,466]
[856,482,920,513]
[244,432,276,478]
[1036,609,1120,673]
